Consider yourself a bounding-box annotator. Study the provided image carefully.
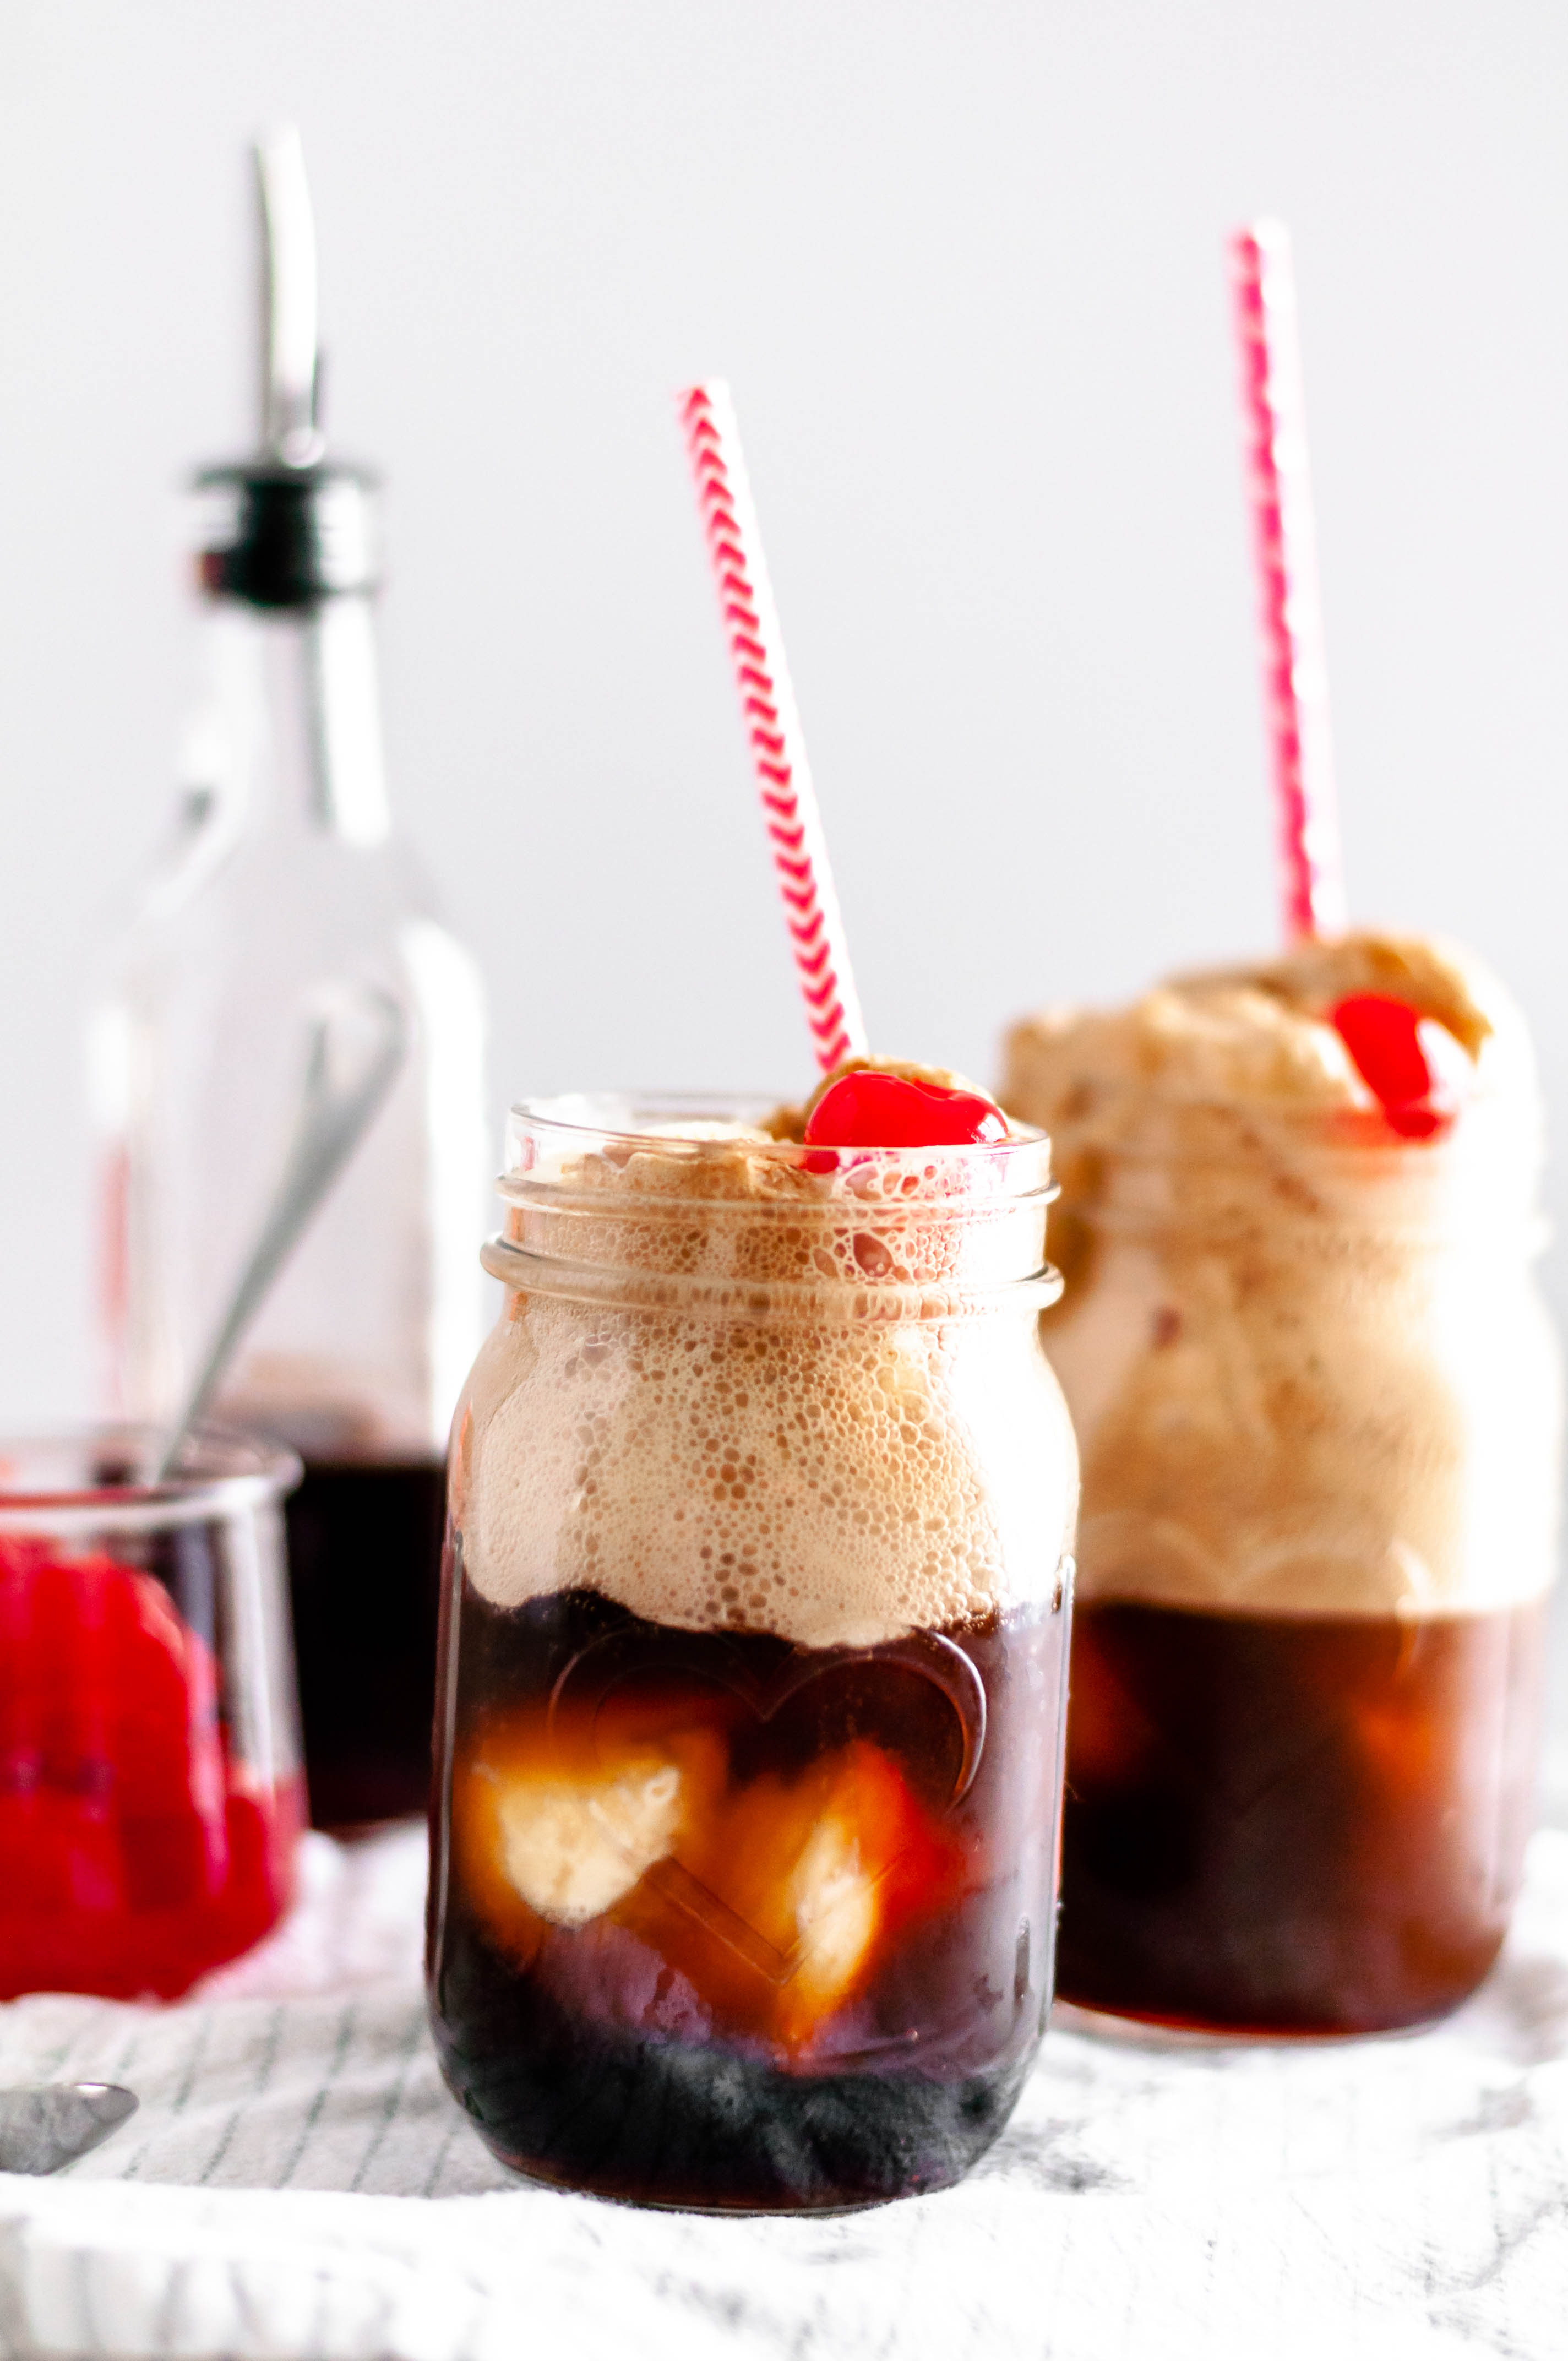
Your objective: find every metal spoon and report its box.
[156,981,406,1480]
[0,2083,138,2175]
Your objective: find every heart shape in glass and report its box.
[464,1626,985,2048]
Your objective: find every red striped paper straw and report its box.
[679,382,868,1071]
[1229,221,1348,940]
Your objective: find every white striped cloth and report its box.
[0,1817,1566,2358]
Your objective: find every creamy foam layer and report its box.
[454,1102,1076,1649]
[1001,932,1533,1146]
[999,933,1560,1619]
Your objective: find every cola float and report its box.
[429,385,1078,2206]
[999,225,1560,2037]
[428,1073,1076,2207]
[1003,935,1557,2034]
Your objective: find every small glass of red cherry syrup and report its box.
[0,1429,306,1999]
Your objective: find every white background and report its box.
[0,0,1565,1422]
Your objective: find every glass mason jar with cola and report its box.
[428,1093,1077,2211]
[1004,936,1561,2036]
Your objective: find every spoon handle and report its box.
[0,2082,139,2175]
[157,983,406,1479]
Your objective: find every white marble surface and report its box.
[0,1814,1564,2359]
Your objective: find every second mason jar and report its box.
[1003,936,1561,2037]
[427,1094,1077,2210]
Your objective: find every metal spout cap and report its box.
[188,129,380,608]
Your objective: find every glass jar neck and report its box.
[190,596,391,847]
[482,1094,1062,1323]
[1075,1101,1543,1251]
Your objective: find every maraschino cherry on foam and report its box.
[804,1069,1010,1151]
[1331,994,1456,1141]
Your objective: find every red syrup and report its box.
[0,1539,300,1998]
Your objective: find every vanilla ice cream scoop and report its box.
[493,1759,688,1928]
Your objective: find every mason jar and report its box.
[1041,1102,1560,2036]
[427,1094,1077,2211]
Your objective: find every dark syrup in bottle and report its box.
[285,1457,448,1827]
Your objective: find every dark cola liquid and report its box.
[284,1459,447,1829]
[1059,1596,1548,2035]
[427,1580,1069,2211]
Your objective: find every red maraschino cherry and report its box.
[804,1070,1009,1150]
[0,1540,293,1997]
[1331,995,1454,1141]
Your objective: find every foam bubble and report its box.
[999,931,1560,1618]
[454,1115,1076,1647]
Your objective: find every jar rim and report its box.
[494,1092,1058,1316]
[0,1426,302,1536]
[1048,1085,1543,1159]
[504,1090,1052,1187]
[1076,1205,1550,1252]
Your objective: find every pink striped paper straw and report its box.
[1229,221,1348,940]
[678,382,868,1072]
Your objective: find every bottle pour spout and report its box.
[255,125,325,468]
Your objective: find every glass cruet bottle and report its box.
[88,129,488,1829]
